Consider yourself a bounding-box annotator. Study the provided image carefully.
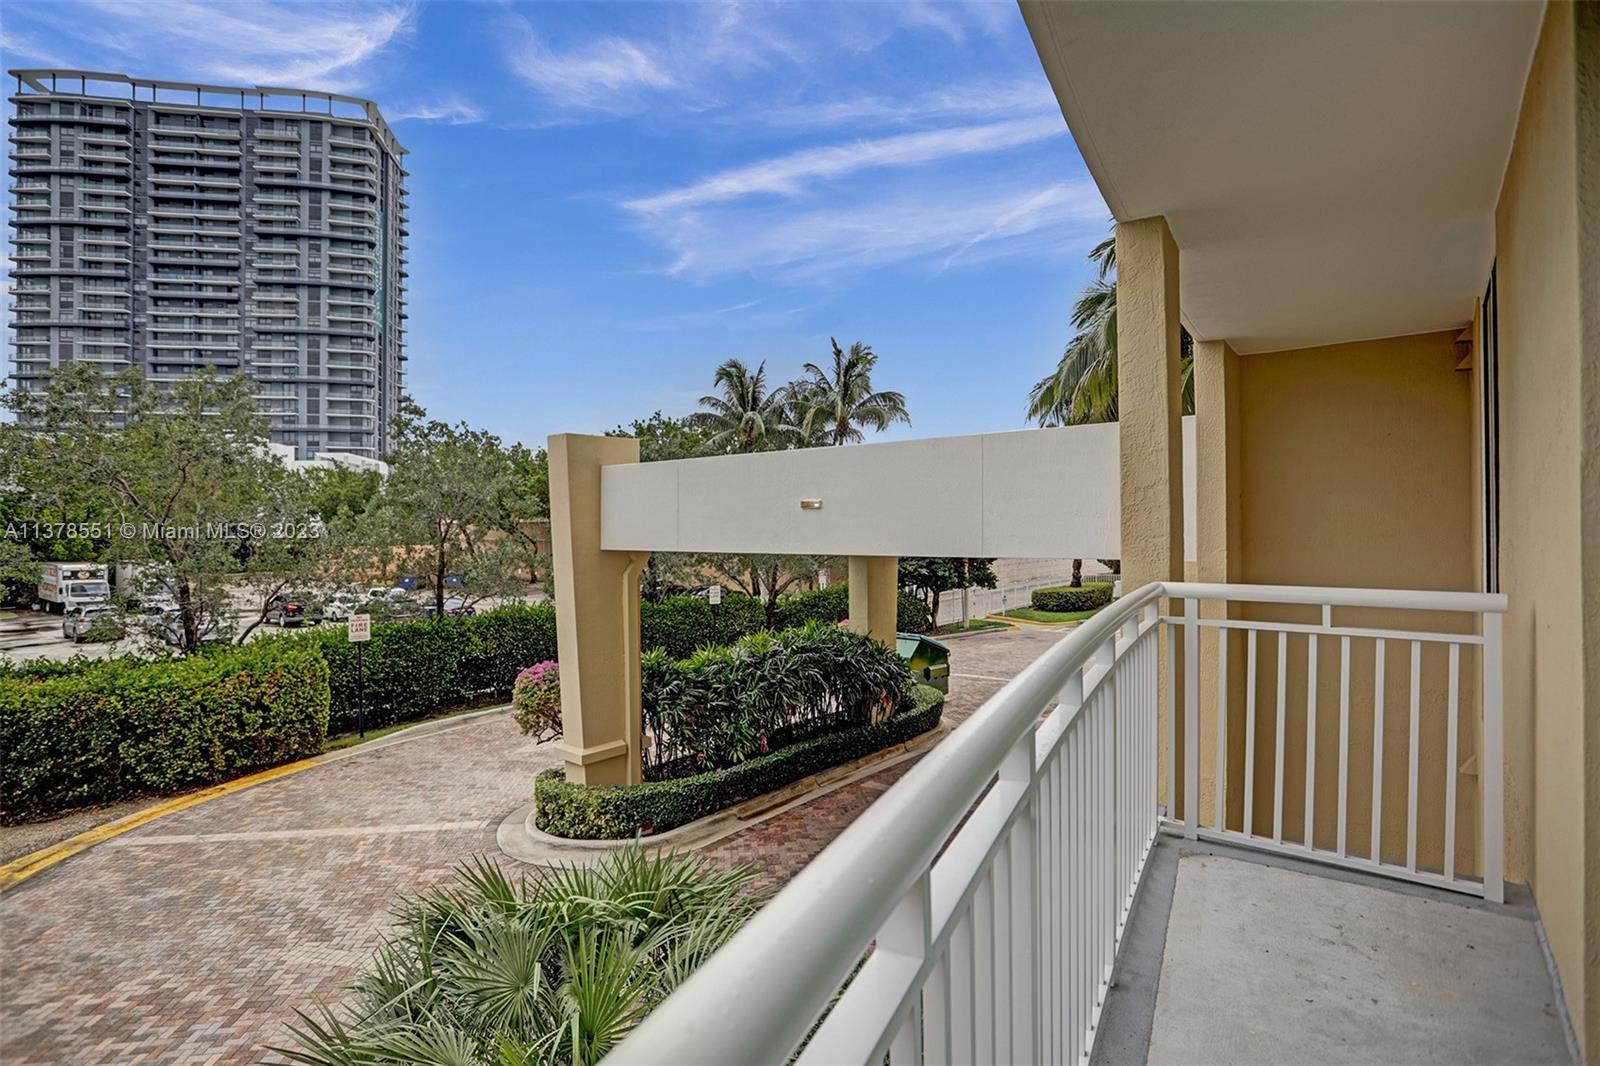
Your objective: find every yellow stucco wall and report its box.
[1493,1,1595,1050]
[1229,331,1478,871]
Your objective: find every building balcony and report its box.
[605,581,1571,1065]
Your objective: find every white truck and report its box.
[38,562,111,614]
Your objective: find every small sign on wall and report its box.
[348,613,372,642]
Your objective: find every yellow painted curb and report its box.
[0,757,322,892]
[0,704,513,894]
[986,613,1086,629]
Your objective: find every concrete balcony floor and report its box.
[1095,838,1577,1065]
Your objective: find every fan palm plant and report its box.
[691,358,797,454]
[274,847,769,1066]
[1026,230,1194,428]
[796,338,911,446]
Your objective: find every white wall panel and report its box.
[601,419,1198,561]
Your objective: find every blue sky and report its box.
[2,1,1110,450]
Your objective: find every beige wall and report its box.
[1493,1,1596,1051]
[1223,331,1479,870]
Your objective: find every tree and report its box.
[1026,229,1195,428]
[3,365,298,653]
[691,359,798,454]
[373,400,534,617]
[796,338,911,446]
[899,557,998,623]
[302,465,381,524]
[697,552,836,626]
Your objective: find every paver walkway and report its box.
[0,625,1065,1063]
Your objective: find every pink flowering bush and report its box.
[512,660,561,741]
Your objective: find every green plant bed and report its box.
[934,618,1011,635]
[535,684,945,839]
[1002,606,1105,624]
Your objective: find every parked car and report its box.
[62,604,123,643]
[264,594,311,627]
[424,596,477,619]
[142,607,225,648]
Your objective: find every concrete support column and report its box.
[1117,216,1186,815]
[1195,338,1244,828]
[548,433,646,786]
[848,556,899,648]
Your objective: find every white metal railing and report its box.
[604,581,1506,1066]
[609,582,1165,1066]
[1161,582,1506,902]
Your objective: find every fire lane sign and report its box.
[348,614,372,642]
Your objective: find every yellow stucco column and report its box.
[548,433,646,786]
[848,556,899,648]
[1195,338,1244,829]
[1117,216,1187,818]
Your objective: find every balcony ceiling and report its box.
[1021,1,1545,354]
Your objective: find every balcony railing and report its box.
[607,581,1507,1066]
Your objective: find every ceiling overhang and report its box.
[1021,1,1544,354]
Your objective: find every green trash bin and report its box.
[897,632,951,693]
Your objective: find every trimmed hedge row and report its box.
[286,586,928,736]
[534,684,944,839]
[1030,582,1115,613]
[0,643,329,822]
[773,583,933,634]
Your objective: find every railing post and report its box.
[1183,597,1200,838]
[1001,733,1039,1063]
[881,872,931,1063]
[1481,612,1505,903]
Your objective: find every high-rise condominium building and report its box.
[7,70,407,458]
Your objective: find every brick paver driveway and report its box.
[0,624,1064,1063]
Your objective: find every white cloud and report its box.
[624,116,1065,215]
[506,24,677,113]
[638,175,1106,283]
[390,98,485,125]
[502,2,1025,119]
[4,1,414,93]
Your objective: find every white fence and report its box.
[932,578,1117,629]
[605,581,1506,1065]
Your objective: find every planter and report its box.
[534,684,945,840]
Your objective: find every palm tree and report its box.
[278,847,768,1066]
[1026,229,1194,428]
[692,358,797,453]
[797,338,911,446]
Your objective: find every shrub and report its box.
[512,660,561,740]
[283,603,558,733]
[641,621,914,779]
[536,685,945,838]
[0,642,329,822]
[1030,583,1115,613]
[277,846,768,1066]
[774,583,932,634]
[641,593,766,657]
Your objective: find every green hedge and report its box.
[282,603,558,734]
[534,684,944,839]
[0,643,329,822]
[773,583,932,634]
[284,586,927,737]
[641,593,766,657]
[1030,583,1115,613]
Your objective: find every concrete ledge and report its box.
[497,717,954,867]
